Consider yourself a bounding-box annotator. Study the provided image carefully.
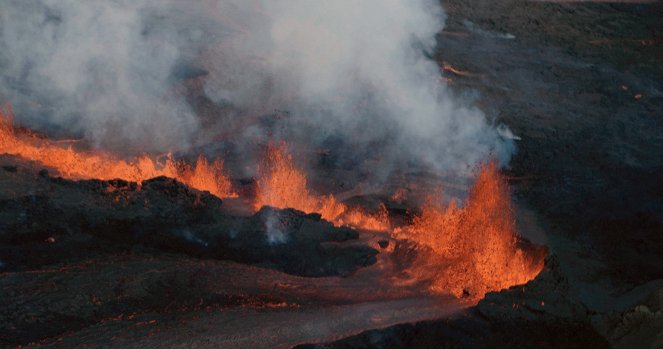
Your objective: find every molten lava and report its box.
[254,144,390,231]
[1,107,543,300]
[0,110,236,198]
[254,145,543,299]
[442,62,476,77]
[394,162,544,299]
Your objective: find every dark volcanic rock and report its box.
[1,1,662,347]
[297,256,610,349]
[297,317,610,349]
[0,155,377,277]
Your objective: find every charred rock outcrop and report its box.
[0,155,377,277]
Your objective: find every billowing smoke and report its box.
[0,0,513,177]
[0,0,209,152]
[263,210,288,245]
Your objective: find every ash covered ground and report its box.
[1,1,663,348]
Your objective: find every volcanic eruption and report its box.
[0,106,544,300]
[0,0,559,347]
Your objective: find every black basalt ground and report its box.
[0,155,377,279]
[1,1,662,348]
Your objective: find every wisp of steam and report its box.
[0,0,514,176]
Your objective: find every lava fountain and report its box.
[254,144,545,299]
[1,106,543,301]
[0,108,236,198]
[393,162,545,299]
[254,143,390,231]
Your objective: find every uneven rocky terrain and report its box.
[0,155,378,279]
[301,1,663,348]
[1,1,662,348]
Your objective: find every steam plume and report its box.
[0,0,513,178]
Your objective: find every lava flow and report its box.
[0,109,236,198]
[1,109,543,300]
[254,145,544,299]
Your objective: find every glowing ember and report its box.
[442,62,476,77]
[0,108,236,198]
[394,162,544,299]
[254,144,389,231]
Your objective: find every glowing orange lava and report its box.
[442,61,476,77]
[254,144,389,231]
[0,109,236,198]
[255,144,544,299]
[2,106,543,300]
[394,162,545,299]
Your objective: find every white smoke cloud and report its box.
[0,0,513,177]
[263,210,288,245]
[200,0,514,176]
[0,0,202,152]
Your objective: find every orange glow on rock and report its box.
[0,109,236,198]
